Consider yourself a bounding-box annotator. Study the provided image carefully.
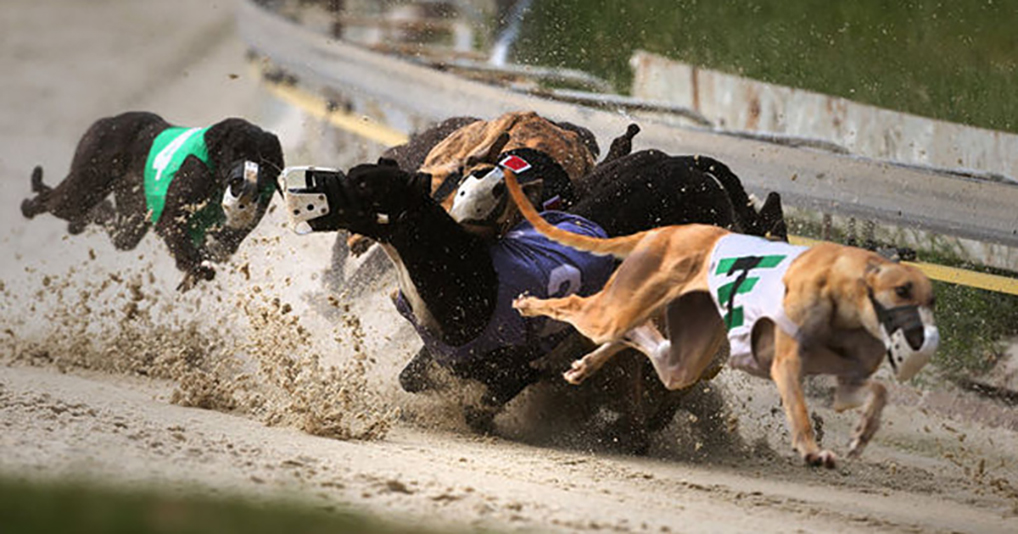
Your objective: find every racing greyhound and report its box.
[504,165,939,467]
[21,112,283,291]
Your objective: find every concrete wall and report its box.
[630,50,1018,183]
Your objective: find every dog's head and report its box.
[449,148,574,237]
[200,160,281,262]
[862,259,938,381]
[421,112,596,217]
[280,158,431,239]
[202,119,284,232]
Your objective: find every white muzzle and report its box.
[280,166,335,235]
[221,161,261,229]
[881,306,939,382]
[450,166,506,226]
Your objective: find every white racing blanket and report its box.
[706,234,808,377]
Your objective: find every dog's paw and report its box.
[197,261,216,281]
[30,166,46,193]
[512,294,538,316]
[847,438,866,459]
[846,411,882,459]
[804,449,838,469]
[562,359,591,385]
[847,425,876,459]
[176,262,216,293]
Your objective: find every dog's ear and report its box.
[861,259,884,292]
[603,123,640,164]
[409,172,432,198]
[377,157,400,168]
[758,192,788,242]
[204,118,251,165]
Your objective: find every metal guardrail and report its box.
[238,0,1018,295]
[237,0,1018,250]
[261,76,1018,296]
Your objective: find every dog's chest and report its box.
[380,243,441,335]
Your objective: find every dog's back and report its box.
[382,116,481,172]
[688,155,787,240]
[23,111,169,222]
[420,111,597,206]
[68,111,169,176]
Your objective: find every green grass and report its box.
[932,279,1018,376]
[514,0,1017,133]
[0,476,461,534]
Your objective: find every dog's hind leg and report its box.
[839,378,887,458]
[30,162,116,234]
[563,340,628,385]
[515,235,683,344]
[637,293,728,391]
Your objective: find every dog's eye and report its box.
[894,283,912,299]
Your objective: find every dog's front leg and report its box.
[772,333,836,468]
[176,260,215,293]
[836,377,887,458]
[563,341,627,385]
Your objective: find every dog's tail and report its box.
[692,156,787,241]
[504,167,646,258]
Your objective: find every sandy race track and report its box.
[2,1,1018,533]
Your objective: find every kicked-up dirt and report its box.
[1,1,1017,533]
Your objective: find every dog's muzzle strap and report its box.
[433,170,463,203]
[868,289,938,381]
[281,167,348,235]
[285,190,330,235]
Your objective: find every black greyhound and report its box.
[21,112,284,291]
[285,129,786,443]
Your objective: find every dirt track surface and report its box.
[2,1,1018,533]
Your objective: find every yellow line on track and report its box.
[789,236,1018,296]
[263,81,410,147]
[262,77,1018,296]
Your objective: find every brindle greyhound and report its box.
[283,126,787,443]
[346,111,600,254]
